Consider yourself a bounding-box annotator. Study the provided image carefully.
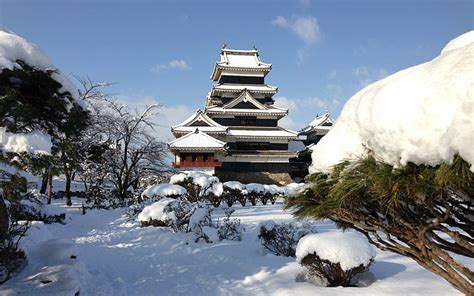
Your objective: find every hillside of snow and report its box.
[310,31,474,173]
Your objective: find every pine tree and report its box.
[286,155,473,294]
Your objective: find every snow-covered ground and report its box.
[0,199,461,296]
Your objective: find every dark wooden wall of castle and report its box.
[219,97,274,105]
[212,117,278,127]
[218,75,264,84]
[226,142,288,151]
[217,162,290,173]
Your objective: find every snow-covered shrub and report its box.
[188,203,214,243]
[217,209,243,241]
[171,172,219,202]
[296,232,376,287]
[0,220,27,284]
[204,182,224,207]
[138,198,192,231]
[263,185,284,205]
[258,220,317,257]
[246,183,265,206]
[141,183,187,200]
[222,182,246,207]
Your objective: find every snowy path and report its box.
[1,201,461,295]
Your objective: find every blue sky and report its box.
[1,0,472,139]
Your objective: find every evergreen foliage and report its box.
[286,155,473,294]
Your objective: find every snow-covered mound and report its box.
[310,31,474,173]
[296,232,376,271]
[141,183,187,199]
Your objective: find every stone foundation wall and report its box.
[215,171,293,185]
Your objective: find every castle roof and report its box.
[168,128,226,151]
[210,48,272,81]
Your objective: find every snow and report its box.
[0,27,85,155]
[296,231,377,271]
[170,171,219,189]
[0,27,82,105]
[227,127,298,138]
[0,198,465,295]
[311,31,474,173]
[137,198,176,222]
[212,84,277,94]
[206,182,224,196]
[246,183,265,194]
[169,172,188,184]
[282,183,307,196]
[223,181,245,191]
[206,106,288,116]
[141,183,187,199]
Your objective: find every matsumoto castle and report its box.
[168,47,333,184]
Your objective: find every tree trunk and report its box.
[65,173,72,206]
[0,195,9,241]
[40,173,48,194]
[47,173,53,204]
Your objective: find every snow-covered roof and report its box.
[310,31,474,173]
[205,106,288,117]
[211,48,272,81]
[223,90,267,110]
[227,127,298,139]
[168,128,226,151]
[300,112,335,133]
[211,84,278,96]
[172,109,228,135]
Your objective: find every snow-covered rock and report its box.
[310,31,474,173]
[141,183,187,199]
[296,232,376,271]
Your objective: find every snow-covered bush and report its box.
[246,183,265,206]
[262,185,283,205]
[258,220,318,257]
[217,209,243,241]
[296,232,376,287]
[188,203,214,243]
[141,183,187,200]
[204,182,224,207]
[0,220,27,284]
[221,182,246,207]
[171,172,219,202]
[138,198,192,231]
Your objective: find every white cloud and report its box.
[151,59,191,73]
[274,96,339,131]
[114,95,195,142]
[272,15,320,46]
[353,66,389,87]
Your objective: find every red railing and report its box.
[173,161,223,168]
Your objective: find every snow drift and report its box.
[310,31,474,173]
